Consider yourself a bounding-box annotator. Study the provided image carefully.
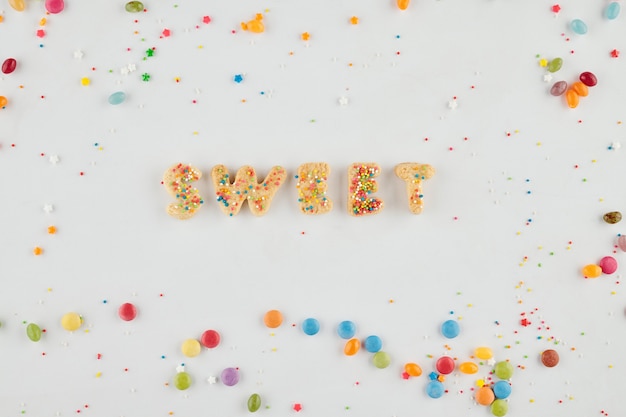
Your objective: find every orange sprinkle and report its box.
[349,16,359,24]
[301,32,310,41]
[47,226,57,234]
[33,247,43,256]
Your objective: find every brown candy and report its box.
[603,211,622,224]
[541,349,559,367]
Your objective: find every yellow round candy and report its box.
[61,312,82,331]
[474,346,493,360]
[582,264,602,278]
[459,361,479,374]
[181,338,201,357]
[404,362,422,377]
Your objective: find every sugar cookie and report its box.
[394,163,435,214]
[163,163,204,220]
[347,163,383,216]
[295,162,332,214]
[211,165,286,216]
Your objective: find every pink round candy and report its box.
[200,329,220,348]
[118,302,137,321]
[550,80,567,96]
[599,256,618,274]
[45,0,64,14]
[618,235,626,252]
[435,356,455,375]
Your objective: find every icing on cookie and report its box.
[163,163,204,220]
[347,163,383,216]
[295,162,333,214]
[394,163,435,214]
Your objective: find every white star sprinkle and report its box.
[448,99,458,110]
[73,50,84,59]
[338,96,349,106]
[49,154,60,165]
[175,365,185,373]
[543,73,553,83]
[207,376,217,384]
[43,204,54,213]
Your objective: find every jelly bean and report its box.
[2,58,17,74]
[125,1,144,12]
[565,89,579,109]
[441,319,460,338]
[45,0,64,14]
[221,367,239,386]
[174,371,192,390]
[549,80,567,96]
[603,211,622,224]
[200,329,220,348]
[475,386,495,405]
[363,335,382,352]
[372,351,390,369]
[570,19,588,35]
[605,2,621,20]
[571,81,589,97]
[491,399,508,417]
[344,338,360,356]
[582,263,602,278]
[599,256,618,274]
[181,338,201,357]
[302,318,320,335]
[8,0,25,11]
[541,349,559,367]
[580,71,598,87]
[618,235,626,252]
[426,380,444,398]
[459,361,478,374]
[493,361,513,379]
[61,312,82,331]
[27,323,42,342]
[474,346,493,360]
[493,381,511,399]
[547,57,563,73]
[397,0,410,10]
[404,362,422,377]
[108,91,126,105]
[241,14,264,33]
[337,320,356,339]
[0,96,8,108]
[118,302,137,321]
[248,393,261,412]
[435,356,455,374]
[263,309,283,328]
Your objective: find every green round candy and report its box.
[247,393,261,412]
[547,57,563,73]
[125,1,144,12]
[174,372,192,390]
[493,361,514,380]
[27,323,42,342]
[372,351,391,369]
[491,399,508,416]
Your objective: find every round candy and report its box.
[570,18,588,35]
[363,335,382,352]
[337,320,356,339]
[441,319,460,338]
[301,318,320,335]
[459,361,478,374]
[603,211,622,224]
[174,371,192,390]
[599,256,617,274]
[344,338,360,356]
[221,367,239,386]
[8,0,25,12]
[200,329,220,348]
[618,235,626,252]
[582,264,602,278]
[45,0,64,14]
[61,312,82,331]
[491,398,508,416]
[475,386,495,405]
[263,309,283,328]
[571,81,589,97]
[475,346,493,360]
[580,71,598,87]
[404,362,422,377]
[435,356,455,374]
[125,1,144,12]
[397,0,410,10]
[2,58,17,74]
[605,2,621,20]
[27,323,42,342]
[541,349,559,367]
[426,380,444,399]
[247,393,261,412]
[372,351,391,369]
[565,89,579,109]
[181,338,201,357]
[108,91,126,105]
[493,380,512,399]
[550,80,567,96]
[493,361,514,380]
[547,57,563,73]
[0,96,8,108]
[118,303,137,321]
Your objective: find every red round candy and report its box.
[118,302,137,321]
[579,71,597,87]
[435,356,455,375]
[200,329,220,348]
[2,58,17,74]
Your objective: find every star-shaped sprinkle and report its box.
[162,28,171,37]
[487,358,496,366]
[301,32,310,41]
[141,73,151,81]
[43,204,55,213]
[293,403,302,412]
[551,4,561,13]
[543,73,553,82]
[338,96,349,106]
[207,376,217,384]
[145,48,154,57]
[73,49,84,59]
[610,49,620,58]
[448,98,458,109]
[202,16,211,24]
[233,74,244,83]
[127,63,136,72]
[349,16,359,25]
[120,67,129,75]
[175,365,185,373]
[49,155,60,165]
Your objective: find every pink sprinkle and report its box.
[162,28,171,37]
[203,16,211,24]
[36,29,46,38]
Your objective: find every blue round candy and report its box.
[302,318,320,336]
[570,18,588,35]
[441,319,460,339]
[337,320,356,339]
[493,380,512,399]
[363,335,382,353]
[605,2,621,20]
[426,380,444,399]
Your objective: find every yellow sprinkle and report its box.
[84,329,90,333]
[569,396,574,400]
[271,347,277,352]
[39,17,46,26]
[96,372,102,378]
[388,299,394,303]
[539,58,548,67]
[609,364,613,368]
[529,398,535,403]
[592,159,597,163]
[197,45,203,49]
[611,291,616,295]
[467,304,473,308]
[536,141,542,146]
[47,288,52,292]
[81,77,90,86]
[269,332,275,337]
[516,231,521,235]
[476,379,485,387]
[192,131,199,135]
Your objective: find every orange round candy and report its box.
[404,362,422,377]
[475,386,495,406]
[474,346,493,360]
[344,338,360,356]
[0,96,8,108]
[571,81,589,97]
[459,361,478,374]
[582,264,602,278]
[263,309,283,328]
[565,89,579,108]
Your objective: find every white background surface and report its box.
[1,0,626,416]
